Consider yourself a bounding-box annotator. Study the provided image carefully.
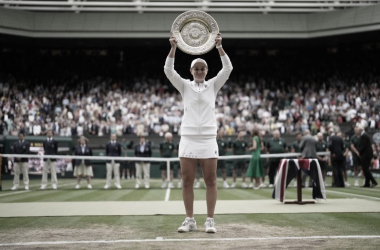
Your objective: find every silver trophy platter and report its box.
[171,10,219,55]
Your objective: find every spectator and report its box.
[266,130,287,188]
[316,132,329,186]
[104,134,122,189]
[357,125,378,188]
[73,136,93,190]
[134,136,152,189]
[231,131,248,188]
[350,127,362,187]
[299,129,318,187]
[33,122,41,136]
[40,130,58,190]
[328,130,345,187]
[341,132,351,187]
[246,128,264,189]
[11,132,30,191]
[159,132,175,189]
[216,129,230,189]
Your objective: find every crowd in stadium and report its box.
[1,48,380,137]
[0,77,379,138]
[4,45,380,192]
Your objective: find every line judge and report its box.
[41,130,58,190]
[104,134,122,189]
[11,131,30,191]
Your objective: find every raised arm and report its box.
[168,32,177,59]
[212,33,233,92]
[215,32,226,57]
[164,32,185,94]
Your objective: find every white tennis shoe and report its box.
[223,181,230,189]
[75,184,80,190]
[204,217,217,233]
[178,217,197,233]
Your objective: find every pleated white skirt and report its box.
[178,135,218,159]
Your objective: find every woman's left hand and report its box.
[215,33,222,47]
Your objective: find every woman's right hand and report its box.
[169,32,177,48]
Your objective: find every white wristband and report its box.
[216,45,222,49]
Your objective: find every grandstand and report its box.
[0,1,380,249]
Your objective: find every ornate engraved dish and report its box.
[373,132,380,144]
[171,10,219,55]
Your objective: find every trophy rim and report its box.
[171,10,219,55]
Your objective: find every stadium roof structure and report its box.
[0,0,380,14]
[1,0,380,39]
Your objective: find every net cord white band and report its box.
[1,152,329,184]
[1,152,330,162]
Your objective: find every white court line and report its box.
[165,188,171,202]
[1,235,380,247]
[0,190,30,197]
[2,181,68,190]
[0,179,117,199]
[326,189,380,201]
[0,182,78,193]
[351,187,379,192]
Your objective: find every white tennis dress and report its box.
[164,54,233,159]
